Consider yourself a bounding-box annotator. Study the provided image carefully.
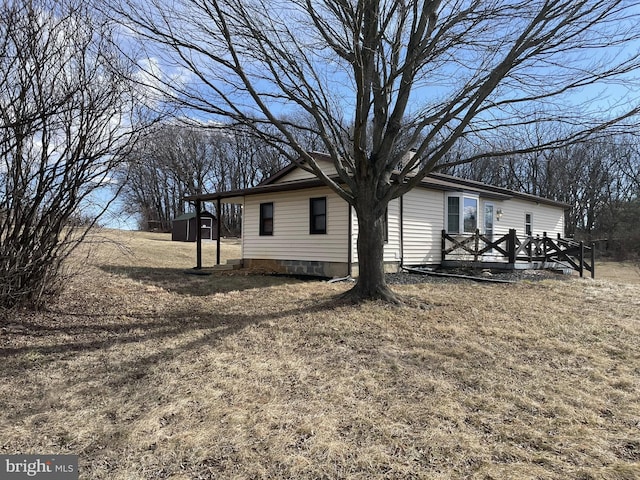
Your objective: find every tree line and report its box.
[115,122,321,235]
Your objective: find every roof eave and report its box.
[186,167,569,209]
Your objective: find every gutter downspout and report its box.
[347,204,352,277]
[399,195,404,269]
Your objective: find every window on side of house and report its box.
[446,194,478,234]
[447,196,460,233]
[259,202,273,236]
[310,197,327,234]
[525,212,533,236]
[463,197,478,233]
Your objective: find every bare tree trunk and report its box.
[343,194,400,304]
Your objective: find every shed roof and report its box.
[173,211,215,221]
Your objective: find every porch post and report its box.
[195,199,202,270]
[591,242,596,279]
[399,195,404,268]
[216,197,221,266]
[508,229,517,264]
[474,229,480,262]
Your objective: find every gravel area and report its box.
[386,268,572,285]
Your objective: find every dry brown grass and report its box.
[596,261,640,285]
[1,230,639,479]
[78,228,242,268]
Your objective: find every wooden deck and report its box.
[441,229,595,278]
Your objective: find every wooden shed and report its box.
[171,211,217,242]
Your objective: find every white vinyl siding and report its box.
[350,198,401,264]
[402,188,444,265]
[277,168,319,182]
[241,165,566,268]
[243,187,349,262]
[491,199,564,238]
[274,160,338,183]
[400,189,564,266]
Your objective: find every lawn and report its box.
[1,230,639,479]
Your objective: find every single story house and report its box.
[186,152,571,277]
[171,211,217,242]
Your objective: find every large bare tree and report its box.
[113,0,640,302]
[0,0,143,308]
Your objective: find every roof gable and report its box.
[259,152,334,186]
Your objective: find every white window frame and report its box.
[525,212,533,236]
[445,192,479,234]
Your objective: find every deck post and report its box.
[441,230,446,263]
[474,229,480,262]
[542,232,548,261]
[507,229,517,264]
[591,242,596,279]
[579,241,584,277]
[195,199,202,270]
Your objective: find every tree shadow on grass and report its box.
[0,263,348,433]
[0,296,348,432]
[0,296,343,374]
[98,265,316,296]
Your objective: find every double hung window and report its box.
[259,202,273,236]
[310,197,326,234]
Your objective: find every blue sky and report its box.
[97,0,640,230]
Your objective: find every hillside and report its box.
[1,230,639,479]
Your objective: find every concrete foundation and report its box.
[244,258,349,278]
[244,259,402,278]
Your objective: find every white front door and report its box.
[484,203,494,256]
[484,203,494,238]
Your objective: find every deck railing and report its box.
[441,229,595,278]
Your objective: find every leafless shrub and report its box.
[0,0,144,309]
